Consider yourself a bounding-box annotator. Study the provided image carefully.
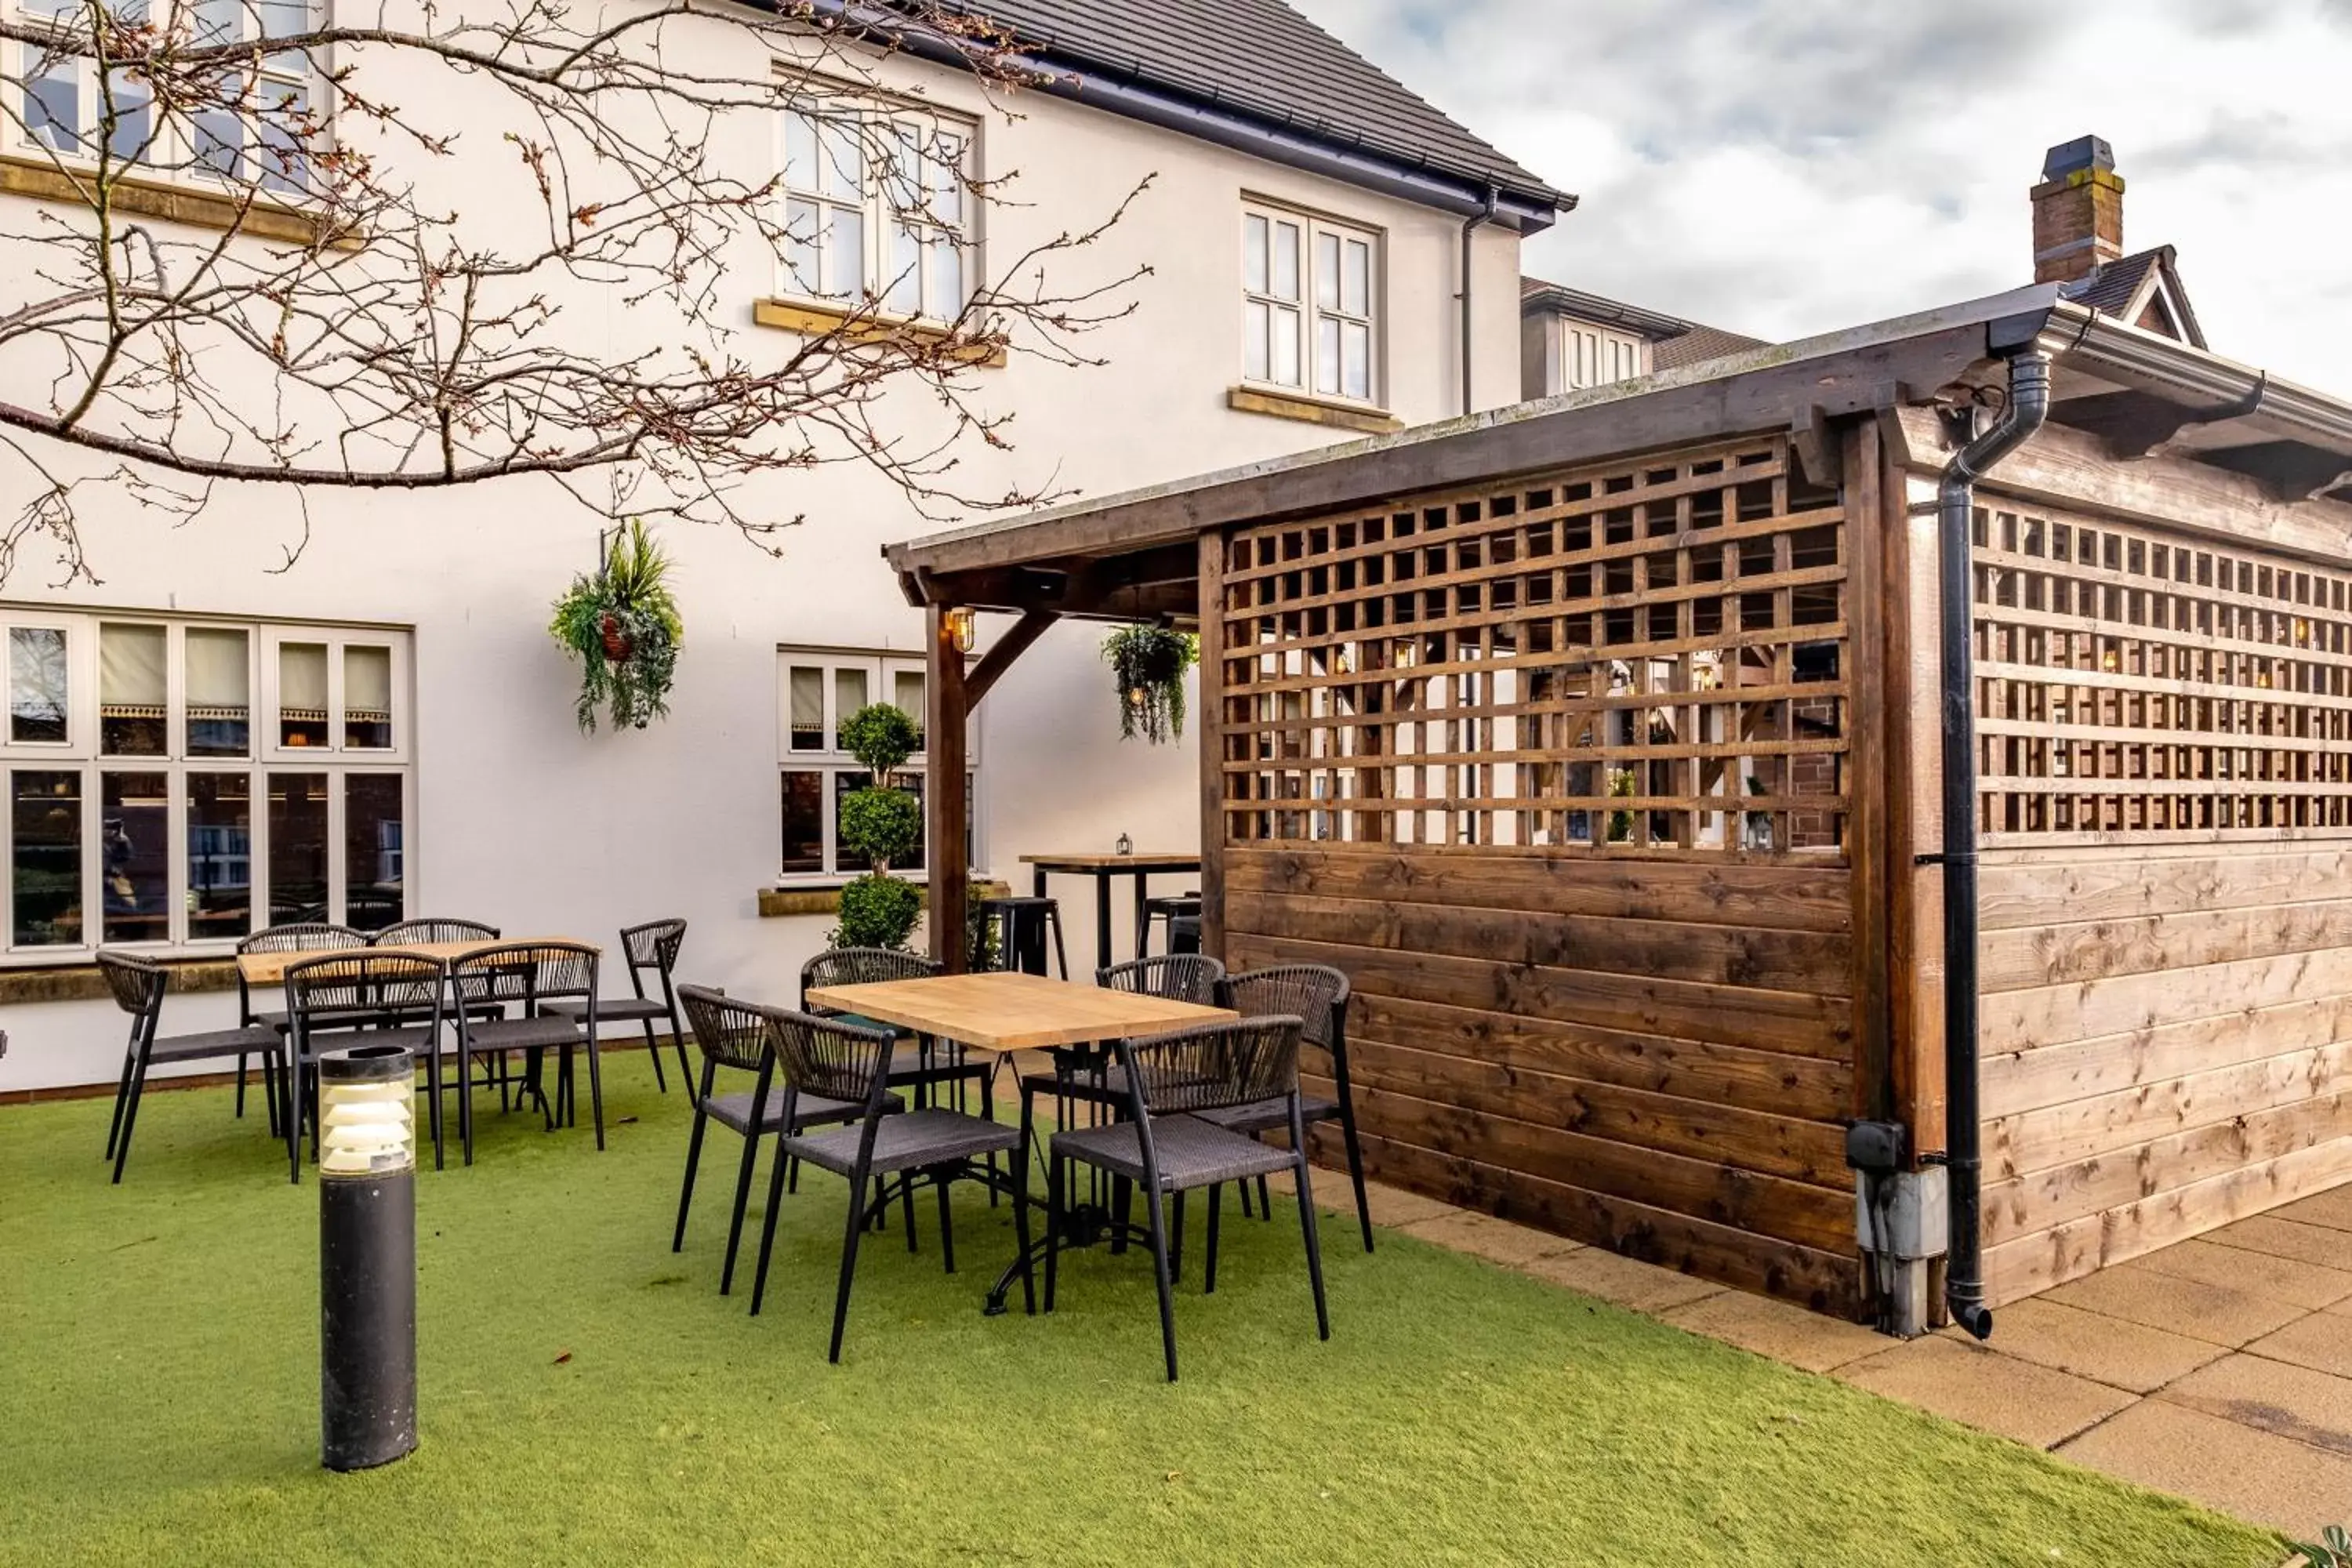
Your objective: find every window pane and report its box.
[783,109,815,192]
[897,769,925,873]
[104,71,151,164]
[11,770,81,947]
[1243,213,1268,294]
[256,77,306,196]
[924,236,962,319]
[193,109,241,179]
[827,205,864,299]
[344,774,402,931]
[833,770,872,873]
[1316,315,1340,396]
[267,771,327,924]
[832,668,866,748]
[780,770,824,874]
[24,46,80,154]
[1343,320,1370,401]
[1344,239,1370,316]
[783,198,821,296]
[788,666,825,751]
[1315,231,1339,311]
[1272,305,1301,387]
[99,623,165,756]
[1272,221,1300,300]
[187,771,251,940]
[887,221,921,316]
[926,132,963,226]
[9,626,68,744]
[817,114,862,200]
[893,670,925,750]
[184,627,249,757]
[1243,300,1269,382]
[257,0,305,37]
[279,641,328,747]
[191,0,239,42]
[100,771,169,943]
[343,645,392,749]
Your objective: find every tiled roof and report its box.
[2059,245,2206,349]
[1653,322,1769,371]
[1520,275,1766,368]
[958,0,1563,209]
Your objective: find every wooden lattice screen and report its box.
[1216,434,1852,856]
[1973,498,2352,841]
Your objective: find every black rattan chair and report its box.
[234,922,368,1129]
[749,1008,1025,1361]
[544,919,690,1094]
[1047,1014,1328,1381]
[671,985,902,1295]
[1197,964,1372,1252]
[1016,954,1225,1123]
[281,951,448,1180]
[372,916,499,946]
[448,942,601,1164]
[98,952,282,1184]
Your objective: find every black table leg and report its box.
[1094,873,1112,974]
[1131,869,1151,960]
[1033,864,1047,898]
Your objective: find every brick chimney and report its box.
[2031,135,2125,284]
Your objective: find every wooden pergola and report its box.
[887,281,2352,1323]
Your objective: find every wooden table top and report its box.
[804,971,1232,1052]
[1020,852,1202,872]
[235,938,594,985]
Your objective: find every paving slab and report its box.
[1835,1334,2134,1450]
[1339,1177,1458,1229]
[2123,1237,2352,1312]
[2276,1181,2352,1235]
[1967,1296,2226,1396]
[1398,1207,1579,1267]
[1519,1245,1726,1315]
[2202,1214,2352,1272]
[2042,1257,2309,1346]
[2056,1397,2352,1540]
[1660,1289,1890,1374]
[2161,1352,2352,1459]
[2244,1313,2352,1381]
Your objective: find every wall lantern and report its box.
[944,607,977,655]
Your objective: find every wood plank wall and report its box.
[1224,844,1864,1313]
[1977,840,2352,1304]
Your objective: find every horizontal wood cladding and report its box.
[1976,841,2352,1306]
[1226,844,1860,1312]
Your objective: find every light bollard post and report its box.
[317,1042,418,1472]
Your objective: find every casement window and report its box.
[776,646,975,883]
[1241,202,1380,405]
[777,101,973,321]
[13,0,318,194]
[1,608,412,957]
[1559,321,1646,392]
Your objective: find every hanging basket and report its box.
[549,520,683,734]
[597,612,634,663]
[1102,624,1197,744]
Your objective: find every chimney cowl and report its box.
[2042,135,2116,183]
[2031,135,2125,285]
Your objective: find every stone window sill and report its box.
[1227,385,1403,434]
[0,154,341,246]
[0,956,240,1006]
[759,877,1009,919]
[752,299,1007,368]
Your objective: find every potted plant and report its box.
[548,519,683,733]
[828,702,924,950]
[1103,623,1196,743]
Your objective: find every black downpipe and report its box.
[1460,186,1499,416]
[1939,349,2051,1341]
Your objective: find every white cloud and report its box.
[1298,0,2352,387]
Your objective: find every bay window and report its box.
[777,646,974,882]
[777,99,974,322]
[1242,201,1381,405]
[1,608,412,958]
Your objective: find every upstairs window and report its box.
[1242,201,1380,405]
[778,101,974,322]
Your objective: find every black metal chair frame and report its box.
[1136,891,1203,958]
[975,895,1069,979]
[447,942,601,1165]
[98,951,284,1184]
[281,950,449,1181]
[1045,1015,1329,1381]
[233,921,368,1131]
[746,1007,1027,1362]
[1209,964,1374,1254]
[545,919,691,1095]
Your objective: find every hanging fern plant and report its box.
[1103,624,1196,744]
[549,520,684,734]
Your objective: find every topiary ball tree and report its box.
[829,701,925,950]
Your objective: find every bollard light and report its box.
[318,1042,418,1473]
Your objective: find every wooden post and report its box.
[927,604,969,972]
[1844,417,1893,1124]
[1196,528,1227,962]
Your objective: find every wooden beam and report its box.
[1196,528,1228,963]
[1841,416,1891,1125]
[1791,405,1839,489]
[963,608,1058,713]
[925,604,970,973]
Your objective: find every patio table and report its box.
[1019,851,1202,973]
[802,970,1234,1313]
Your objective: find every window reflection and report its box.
[780,770,823,873]
[344,774,402,931]
[9,627,67,744]
[11,770,82,946]
[187,772,252,940]
[185,627,250,757]
[100,771,170,943]
[268,771,327,924]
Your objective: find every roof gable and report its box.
[2060,245,2206,350]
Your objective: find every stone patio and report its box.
[1292,1170,2352,1541]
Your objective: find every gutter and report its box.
[1934,347,2052,1341]
[1461,186,1499,415]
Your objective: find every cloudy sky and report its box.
[1300,0,2352,388]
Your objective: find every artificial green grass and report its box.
[0,1057,2282,1568]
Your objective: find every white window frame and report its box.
[1,606,414,961]
[1556,318,1648,393]
[775,644,978,884]
[9,0,328,198]
[1241,200,1382,407]
[775,94,976,325]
